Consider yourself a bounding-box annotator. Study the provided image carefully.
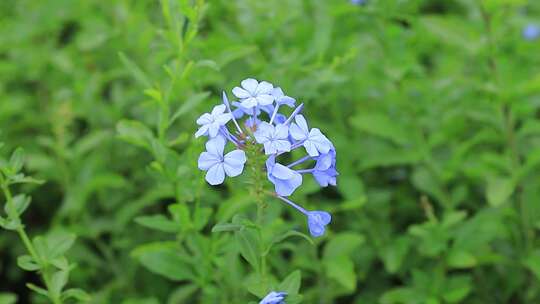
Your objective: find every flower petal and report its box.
[273,170,302,196]
[277,96,295,107]
[194,125,209,138]
[289,123,307,141]
[196,113,213,125]
[205,136,225,156]
[255,81,273,95]
[214,113,232,124]
[295,115,309,133]
[274,124,289,139]
[224,150,247,167]
[198,152,220,170]
[256,94,274,106]
[303,140,320,157]
[211,104,226,116]
[208,123,221,138]
[240,97,258,109]
[271,163,294,179]
[241,78,259,93]
[272,140,291,153]
[307,211,331,237]
[205,163,225,185]
[232,87,251,99]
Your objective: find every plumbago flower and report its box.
[195,78,338,237]
[260,291,287,304]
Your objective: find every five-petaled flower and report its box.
[254,122,291,155]
[307,211,332,237]
[232,78,275,109]
[198,137,246,185]
[266,155,302,197]
[289,115,332,156]
[195,105,232,138]
[195,78,338,237]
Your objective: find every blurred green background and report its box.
[1,0,540,303]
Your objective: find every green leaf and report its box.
[193,207,212,231]
[381,287,420,304]
[211,222,243,233]
[17,255,41,271]
[277,270,301,295]
[118,52,151,88]
[116,120,154,150]
[167,284,198,304]
[381,237,410,274]
[441,275,472,303]
[51,269,69,296]
[168,203,192,230]
[26,283,49,297]
[323,232,365,259]
[61,288,91,302]
[264,230,314,255]
[132,242,194,281]
[324,256,356,292]
[486,177,515,207]
[447,249,477,269]
[244,273,272,298]
[135,215,179,233]
[0,292,17,304]
[9,147,25,173]
[0,218,21,230]
[235,227,261,273]
[47,232,76,259]
[4,194,31,217]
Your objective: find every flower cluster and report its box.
[195,78,338,237]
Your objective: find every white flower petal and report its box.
[255,81,273,95]
[232,87,251,99]
[196,113,213,125]
[241,78,259,93]
[289,123,307,141]
[205,136,225,156]
[211,104,226,116]
[205,163,225,185]
[195,125,209,138]
[295,115,309,133]
[240,97,258,109]
[256,94,274,106]
[198,152,221,170]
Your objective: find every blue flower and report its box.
[307,211,332,237]
[195,105,232,138]
[312,149,338,187]
[276,195,332,237]
[523,24,540,41]
[289,115,332,156]
[254,122,291,155]
[260,291,287,304]
[198,137,246,185]
[266,155,302,196]
[232,78,275,109]
[272,87,296,107]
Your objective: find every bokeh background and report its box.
[2,0,540,303]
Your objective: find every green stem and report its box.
[1,178,62,304]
